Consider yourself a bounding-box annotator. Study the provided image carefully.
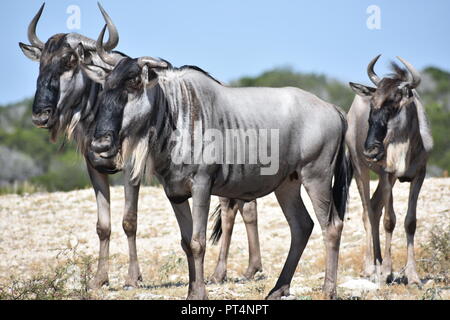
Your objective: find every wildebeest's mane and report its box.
[43,34,68,53]
[162,62,223,85]
[179,65,223,85]
[374,62,411,97]
[387,62,409,83]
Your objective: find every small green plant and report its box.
[0,243,95,300]
[419,225,450,285]
[157,253,185,283]
[421,287,443,300]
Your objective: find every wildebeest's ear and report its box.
[142,65,159,88]
[349,82,376,97]
[19,42,42,61]
[74,43,85,62]
[80,63,108,86]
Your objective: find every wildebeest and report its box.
[18,3,144,288]
[81,27,352,299]
[346,55,433,284]
[19,3,264,289]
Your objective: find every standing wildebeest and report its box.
[80,27,352,299]
[18,3,144,288]
[19,3,263,288]
[347,55,433,284]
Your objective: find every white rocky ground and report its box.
[0,178,448,300]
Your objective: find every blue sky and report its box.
[1,0,449,105]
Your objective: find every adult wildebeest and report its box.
[19,3,263,288]
[80,27,352,299]
[18,3,143,288]
[347,55,433,284]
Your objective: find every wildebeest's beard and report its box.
[364,106,391,162]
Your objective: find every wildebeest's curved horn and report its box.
[28,3,45,49]
[367,54,382,86]
[137,57,169,69]
[397,56,421,88]
[97,2,119,51]
[96,25,123,66]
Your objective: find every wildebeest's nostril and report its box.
[91,133,113,154]
[31,108,52,127]
[363,144,384,161]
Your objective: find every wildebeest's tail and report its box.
[209,204,222,245]
[332,112,353,220]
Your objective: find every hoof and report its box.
[89,275,109,289]
[243,266,263,280]
[209,271,226,284]
[187,292,208,300]
[405,268,422,287]
[266,285,290,300]
[323,284,337,300]
[124,274,143,289]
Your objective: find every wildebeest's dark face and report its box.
[349,56,420,163]
[19,3,119,136]
[20,35,87,129]
[350,80,415,162]
[81,56,165,171]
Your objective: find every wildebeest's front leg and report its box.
[380,173,396,281]
[188,178,212,300]
[122,166,142,287]
[210,197,239,283]
[170,201,194,295]
[86,160,111,289]
[354,167,385,277]
[240,200,263,279]
[404,167,425,285]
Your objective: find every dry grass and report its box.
[0,178,449,300]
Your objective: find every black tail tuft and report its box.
[332,115,354,220]
[209,204,222,245]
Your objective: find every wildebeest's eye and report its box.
[126,76,141,90]
[63,54,77,71]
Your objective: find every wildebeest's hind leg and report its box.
[210,198,239,283]
[170,201,194,295]
[86,160,111,289]
[122,166,142,288]
[303,170,343,299]
[240,200,263,279]
[404,167,426,285]
[266,178,313,300]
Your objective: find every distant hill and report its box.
[0,67,448,193]
[231,67,355,111]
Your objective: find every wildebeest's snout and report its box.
[91,132,113,153]
[31,108,52,128]
[363,143,385,162]
[91,132,118,158]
